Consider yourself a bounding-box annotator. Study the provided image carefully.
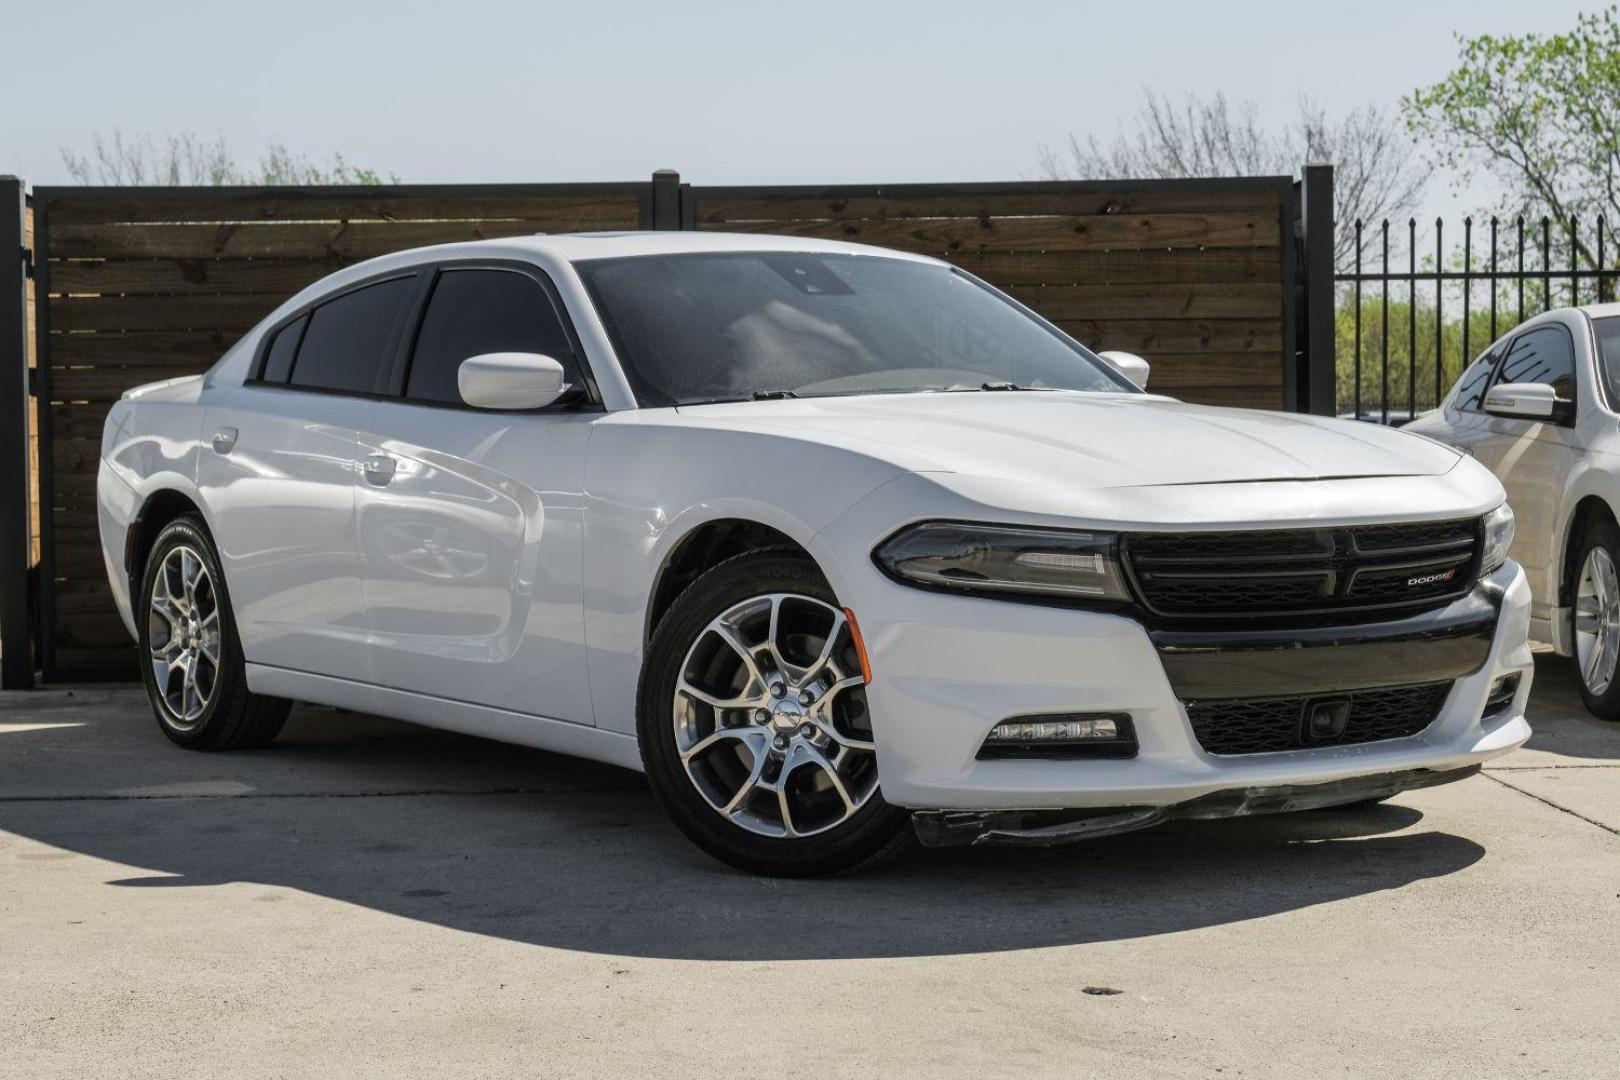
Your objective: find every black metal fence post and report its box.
[1301,163,1335,415]
[0,177,33,689]
[651,169,684,230]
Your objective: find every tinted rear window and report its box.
[406,269,577,405]
[288,277,415,394]
[260,314,307,384]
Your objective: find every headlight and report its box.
[873,521,1132,601]
[1480,502,1515,574]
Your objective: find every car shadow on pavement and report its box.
[1519,652,1620,760]
[0,693,1490,961]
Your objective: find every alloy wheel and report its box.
[147,545,221,729]
[1575,545,1620,696]
[672,592,877,838]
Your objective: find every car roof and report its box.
[1579,301,1620,320]
[467,230,944,265]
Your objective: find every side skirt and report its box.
[244,663,645,773]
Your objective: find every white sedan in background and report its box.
[98,232,1532,876]
[1409,303,1620,718]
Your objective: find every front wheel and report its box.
[637,551,913,876]
[1572,518,1620,720]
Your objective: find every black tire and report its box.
[637,551,914,877]
[137,515,291,750]
[1570,517,1620,721]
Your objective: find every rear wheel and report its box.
[637,551,913,876]
[1572,518,1620,720]
[139,515,291,749]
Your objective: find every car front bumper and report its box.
[847,559,1533,812]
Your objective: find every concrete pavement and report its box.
[2,652,1617,1079]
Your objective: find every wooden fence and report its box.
[9,170,1322,682]
[687,178,1298,408]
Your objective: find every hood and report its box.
[674,392,1462,489]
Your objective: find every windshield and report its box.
[575,252,1136,406]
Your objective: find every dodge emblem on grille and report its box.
[1406,568,1457,587]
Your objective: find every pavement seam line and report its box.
[0,786,641,804]
[1483,772,1620,838]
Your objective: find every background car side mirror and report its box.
[1098,350,1150,389]
[458,352,569,410]
[1483,382,1568,423]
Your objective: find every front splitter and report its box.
[910,764,1481,847]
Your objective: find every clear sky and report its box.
[1,0,1605,221]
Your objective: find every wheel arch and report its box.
[644,516,817,644]
[126,487,210,593]
[1559,493,1618,608]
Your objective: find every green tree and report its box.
[60,130,396,186]
[1404,6,1620,264]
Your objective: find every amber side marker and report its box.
[842,606,873,685]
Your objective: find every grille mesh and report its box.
[1186,681,1452,755]
[1123,519,1479,618]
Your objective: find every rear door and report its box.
[350,263,598,724]
[197,273,419,680]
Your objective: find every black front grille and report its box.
[1123,518,1479,619]
[1186,681,1452,755]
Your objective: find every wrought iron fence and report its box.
[1336,215,1620,423]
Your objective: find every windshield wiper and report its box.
[751,389,799,400]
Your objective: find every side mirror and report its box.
[458,352,569,410]
[1484,382,1564,422]
[1098,350,1150,390]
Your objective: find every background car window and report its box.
[1494,326,1576,402]
[259,314,307,384]
[406,269,577,405]
[1453,346,1501,413]
[1593,316,1620,408]
[287,277,415,394]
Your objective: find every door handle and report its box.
[211,427,238,453]
[361,453,398,485]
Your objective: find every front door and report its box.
[1469,324,1585,614]
[351,265,597,724]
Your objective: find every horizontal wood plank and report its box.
[1010,283,1279,320]
[1053,318,1282,354]
[50,293,283,333]
[50,258,340,297]
[49,646,138,677]
[700,212,1278,252]
[48,218,634,260]
[1134,354,1284,388]
[48,365,207,402]
[951,247,1282,286]
[693,187,1283,224]
[47,192,642,226]
[49,329,239,366]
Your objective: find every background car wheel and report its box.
[138,515,291,750]
[1571,517,1620,720]
[637,550,914,876]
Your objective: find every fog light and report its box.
[1484,673,1520,717]
[978,713,1137,759]
[989,717,1118,742]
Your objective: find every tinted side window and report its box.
[1454,347,1501,413]
[1594,316,1620,407]
[406,269,577,405]
[260,314,307,384]
[1496,326,1576,401]
[289,277,415,394]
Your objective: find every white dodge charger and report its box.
[97,232,1533,875]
